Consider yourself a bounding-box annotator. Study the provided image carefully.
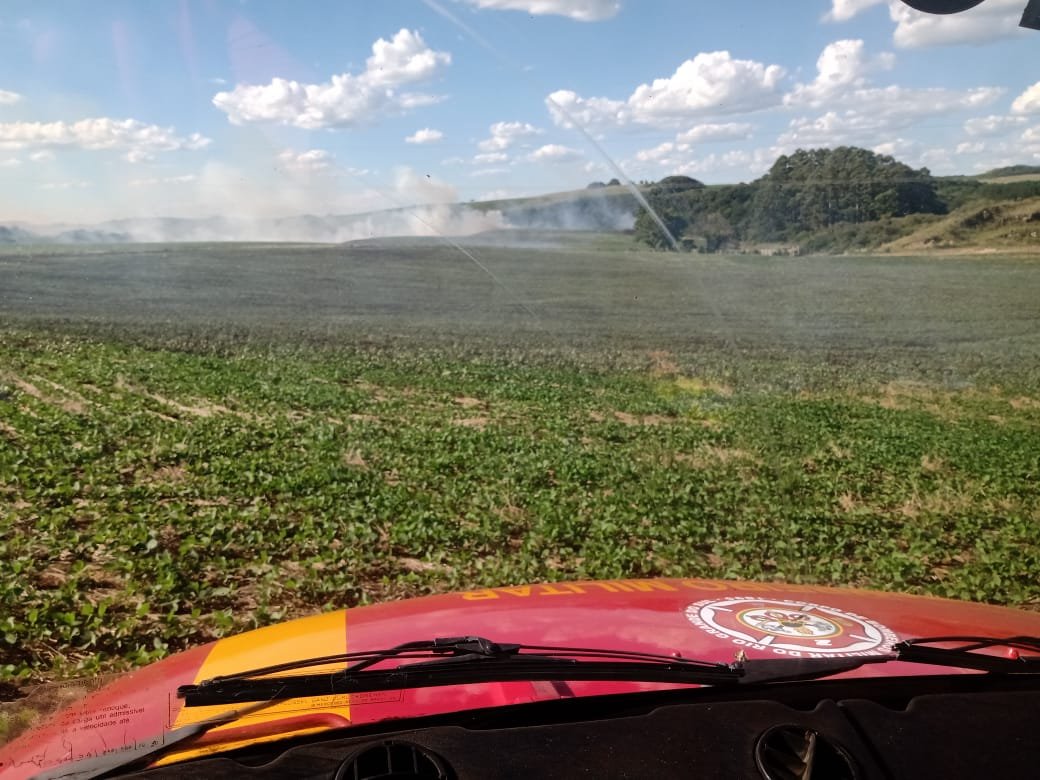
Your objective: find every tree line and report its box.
[634,146,953,251]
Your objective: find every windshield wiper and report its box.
[177,634,1040,707]
[735,635,1040,685]
[178,635,739,706]
[28,700,276,780]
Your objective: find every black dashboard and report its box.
[118,675,1040,779]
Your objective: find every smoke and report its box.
[9,160,638,243]
[86,205,508,243]
[497,189,637,232]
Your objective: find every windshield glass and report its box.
[2,0,1039,739]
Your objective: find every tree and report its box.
[654,175,705,194]
[748,146,945,240]
[634,208,687,250]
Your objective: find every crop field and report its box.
[1,236,1040,692]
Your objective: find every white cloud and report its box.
[212,29,450,129]
[547,50,785,131]
[1012,82,1040,114]
[0,118,211,163]
[872,137,918,158]
[956,141,987,155]
[129,174,198,187]
[826,0,1025,47]
[0,89,22,105]
[672,148,774,179]
[461,0,620,21]
[634,141,680,164]
[405,127,444,144]
[546,90,627,130]
[477,120,542,151]
[28,150,55,162]
[40,179,91,190]
[776,39,1002,146]
[824,0,886,23]
[277,149,334,173]
[964,114,1028,135]
[676,122,753,144]
[473,151,509,164]
[527,143,581,162]
[470,166,511,177]
[889,0,1026,48]
[0,157,20,168]
[784,39,894,107]
[628,51,785,122]
[778,83,1003,147]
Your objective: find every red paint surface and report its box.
[3,578,1039,778]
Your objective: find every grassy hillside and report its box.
[882,196,1040,252]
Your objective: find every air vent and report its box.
[755,725,856,780]
[334,741,453,780]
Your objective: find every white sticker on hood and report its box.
[686,597,899,657]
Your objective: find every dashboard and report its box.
[116,675,1040,779]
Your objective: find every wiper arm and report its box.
[178,634,1040,708]
[893,635,1040,672]
[737,635,1040,686]
[178,635,739,707]
[28,700,274,780]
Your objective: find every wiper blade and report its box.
[177,634,1040,708]
[893,635,1040,672]
[28,701,274,780]
[178,635,739,706]
[737,635,1040,686]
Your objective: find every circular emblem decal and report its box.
[686,597,899,657]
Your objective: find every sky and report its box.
[1,0,1040,224]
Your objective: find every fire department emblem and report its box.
[686,597,899,657]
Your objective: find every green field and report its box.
[1,237,1039,684]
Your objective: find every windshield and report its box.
[2,0,1040,743]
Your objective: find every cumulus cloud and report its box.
[527,143,581,162]
[0,157,21,168]
[676,122,753,144]
[0,89,23,105]
[1012,82,1040,114]
[477,121,542,151]
[889,0,1025,47]
[824,0,886,23]
[405,127,444,144]
[778,82,1003,147]
[964,114,1028,135]
[277,148,334,173]
[784,39,894,107]
[212,29,450,129]
[473,151,509,164]
[547,50,785,131]
[461,0,620,21]
[827,0,1025,47]
[29,150,55,162]
[0,118,211,163]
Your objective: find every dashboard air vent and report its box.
[335,741,453,780]
[755,725,856,780]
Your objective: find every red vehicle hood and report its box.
[3,577,1039,777]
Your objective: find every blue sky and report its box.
[1,0,1039,224]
